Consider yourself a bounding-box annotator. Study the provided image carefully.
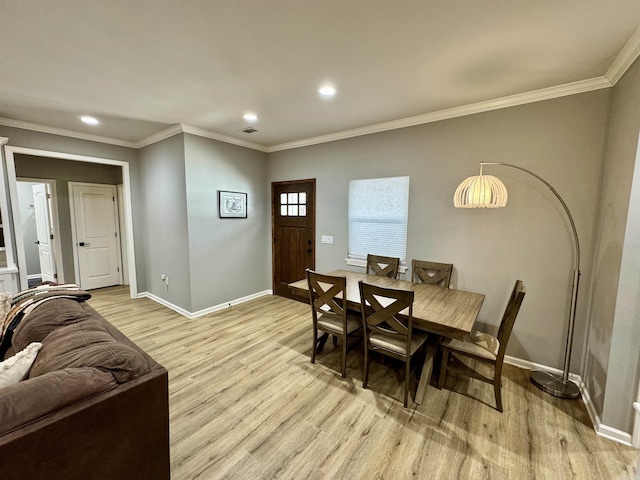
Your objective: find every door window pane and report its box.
[281,205,288,216]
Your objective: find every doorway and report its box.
[272,179,316,299]
[4,145,138,297]
[16,178,63,286]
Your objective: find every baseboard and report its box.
[189,290,273,318]
[137,290,273,320]
[504,355,633,446]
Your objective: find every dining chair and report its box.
[366,254,400,279]
[358,280,428,407]
[306,269,362,378]
[438,280,526,412]
[411,259,453,288]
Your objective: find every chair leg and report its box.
[494,365,504,412]
[494,380,503,413]
[363,345,370,389]
[438,348,449,389]
[333,335,338,347]
[404,356,410,408]
[311,328,317,364]
[341,335,347,378]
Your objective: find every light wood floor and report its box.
[89,287,638,480]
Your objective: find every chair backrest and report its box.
[366,254,400,279]
[411,259,453,287]
[306,269,347,325]
[496,280,526,359]
[358,281,414,351]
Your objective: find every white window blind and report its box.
[348,176,410,264]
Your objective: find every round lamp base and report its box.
[530,370,580,399]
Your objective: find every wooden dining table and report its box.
[289,269,485,404]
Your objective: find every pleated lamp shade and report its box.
[453,174,508,208]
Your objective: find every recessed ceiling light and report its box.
[243,113,258,122]
[80,115,100,125]
[318,85,337,97]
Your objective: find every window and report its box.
[280,191,307,217]
[347,176,410,268]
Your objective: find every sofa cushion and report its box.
[29,320,150,384]
[12,298,92,352]
[0,342,42,388]
[0,367,117,436]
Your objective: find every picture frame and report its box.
[218,190,247,218]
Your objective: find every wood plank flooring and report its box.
[88,286,638,480]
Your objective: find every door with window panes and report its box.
[272,179,315,298]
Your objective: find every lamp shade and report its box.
[453,174,508,208]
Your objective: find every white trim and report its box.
[3,145,138,298]
[180,124,268,152]
[0,78,616,155]
[26,274,41,280]
[633,402,640,449]
[0,117,137,148]
[504,355,633,446]
[138,289,273,320]
[268,77,611,152]
[605,27,640,86]
[134,124,183,148]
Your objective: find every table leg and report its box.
[414,342,437,405]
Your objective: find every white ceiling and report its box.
[1,1,640,150]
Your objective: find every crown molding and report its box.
[134,124,184,148]
[0,116,137,148]
[266,76,612,152]
[180,124,268,152]
[605,27,640,85]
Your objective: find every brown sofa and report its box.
[0,297,170,480]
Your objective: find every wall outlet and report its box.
[321,235,334,245]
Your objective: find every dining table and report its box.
[289,269,485,404]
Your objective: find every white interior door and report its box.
[71,183,120,290]
[32,183,56,283]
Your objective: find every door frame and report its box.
[16,177,64,285]
[68,181,122,290]
[3,145,138,297]
[271,178,316,296]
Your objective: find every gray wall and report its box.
[586,57,640,432]
[138,134,192,310]
[268,90,610,375]
[14,155,122,284]
[16,181,39,275]
[184,134,269,311]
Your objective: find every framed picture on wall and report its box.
[218,190,247,218]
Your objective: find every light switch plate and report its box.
[321,235,334,245]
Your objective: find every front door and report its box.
[32,183,57,283]
[272,179,316,298]
[70,183,120,290]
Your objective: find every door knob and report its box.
[34,240,40,245]
[306,248,312,253]
[78,242,90,247]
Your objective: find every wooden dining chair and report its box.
[358,281,428,407]
[306,269,362,378]
[412,259,453,288]
[438,280,526,412]
[366,254,400,279]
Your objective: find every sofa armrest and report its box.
[0,367,170,480]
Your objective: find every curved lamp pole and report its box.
[454,162,580,399]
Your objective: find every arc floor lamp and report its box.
[453,162,580,399]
